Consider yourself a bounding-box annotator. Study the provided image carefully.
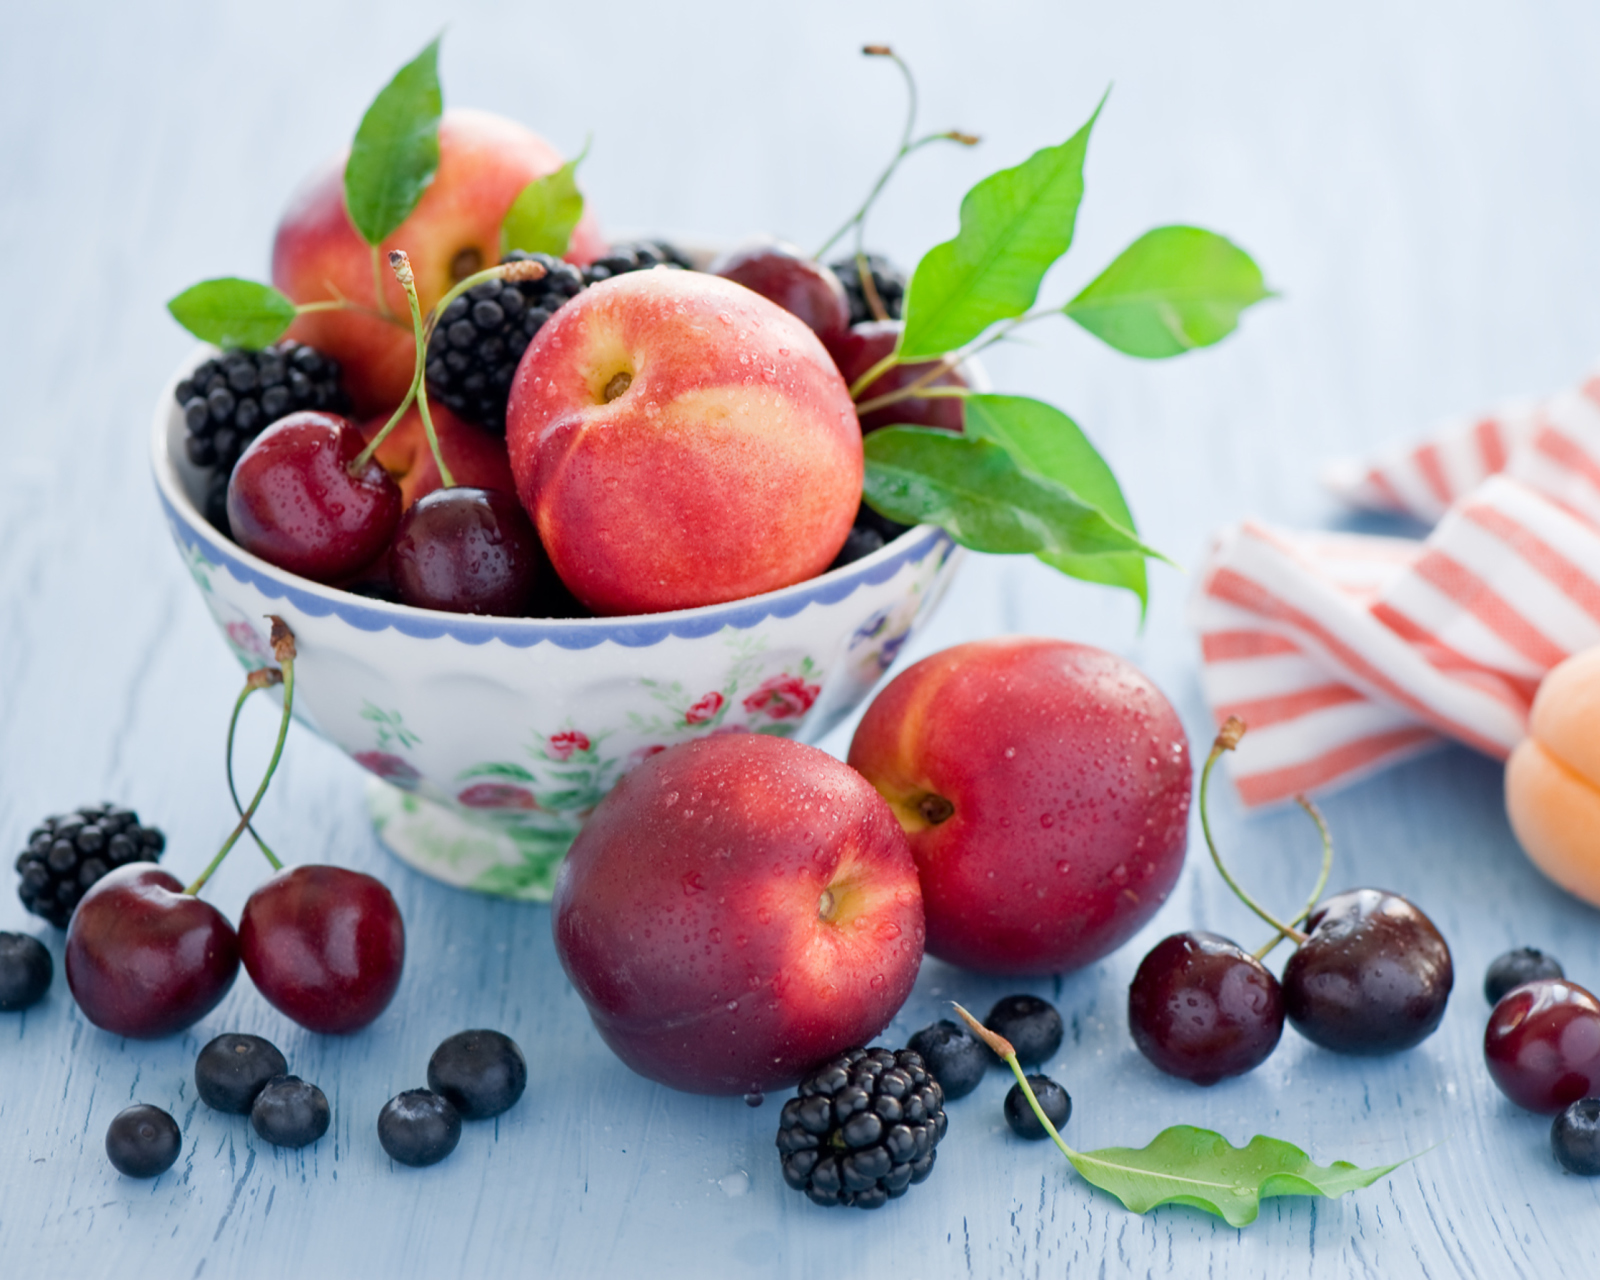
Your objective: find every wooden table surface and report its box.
[4,1,1600,1275]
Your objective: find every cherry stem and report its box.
[1199,717,1308,946]
[389,250,455,490]
[953,1003,1081,1162]
[224,670,286,872]
[847,307,1052,403]
[186,618,296,896]
[813,46,979,264]
[1253,795,1333,961]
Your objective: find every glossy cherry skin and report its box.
[1128,931,1284,1085]
[65,865,240,1039]
[709,239,852,349]
[1484,978,1600,1114]
[239,865,404,1035]
[829,321,967,433]
[227,410,401,582]
[390,487,548,615]
[1282,888,1453,1055]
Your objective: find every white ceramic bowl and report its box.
[151,346,963,898]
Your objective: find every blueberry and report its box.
[378,1089,461,1167]
[0,932,52,1010]
[906,1020,986,1100]
[427,1029,528,1120]
[195,1033,288,1114]
[106,1104,181,1178]
[1004,1075,1071,1141]
[1485,947,1564,1005]
[1552,1098,1600,1176]
[251,1075,330,1149]
[985,994,1064,1067]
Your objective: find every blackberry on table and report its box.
[14,803,165,929]
[426,242,691,435]
[175,341,349,492]
[776,1046,946,1209]
[828,252,906,325]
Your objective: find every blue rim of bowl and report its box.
[151,345,957,651]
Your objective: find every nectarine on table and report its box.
[848,637,1191,975]
[506,270,863,616]
[551,735,924,1095]
[1506,647,1600,905]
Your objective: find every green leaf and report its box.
[166,278,297,349]
[1064,226,1270,358]
[501,145,587,257]
[344,37,443,245]
[862,427,1155,562]
[899,94,1104,359]
[963,394,1148,608]
[1068,1126,1408,1227]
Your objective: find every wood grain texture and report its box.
[3,1,1600,1275]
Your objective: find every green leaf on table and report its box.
[344,37,443,245]
[862,426,1155,562]
[898,93,1104,359]
[1064,226,1270,358]
[166,278,297,349]
[501,145,588,258]
[963,393,1148,608]
[1067,1125,1409,1227]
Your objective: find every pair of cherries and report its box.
[1127,718,1453,1086]
[226,252,548,618]
[64,620,404,1040]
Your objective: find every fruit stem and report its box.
[953,1003,1081,1162]
[813,46,979,263]
[224,669,286,872]
[853,355,971,414]
[187,618,297,896]
[388,250,456,490]
[1199,717,1308,946]
[1253,795,1333,960]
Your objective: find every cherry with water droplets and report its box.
[390,487,548,615]
[239,864,405,1034]
[709,239,852,349]
[1128,931,1284,1085]
[1484,978,1600,1114]
[226,410,401,582]
[65,864,239,1038]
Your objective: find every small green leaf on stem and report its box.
[1068,1127,1408,1227]
[899,93,1105,359]
[963,394,1148,609]
[863,427,1158,563]
[501,144,588,258]
[167,278,297,350]
[1064,226,1270,358]
[344,37,443,246]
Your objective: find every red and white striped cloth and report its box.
[1191,376,1600,806]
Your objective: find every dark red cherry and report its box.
[227,410,401,582]
[390,487,548,615]
[1128,931,1284,1085]
[709,239,852,349]
[239,865,404,1034]
[65,865,240,1038]
[829,321,968,434]
[1484,978,1600,1114]
[1281,888,1453,1056]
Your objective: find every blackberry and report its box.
[985,994,1064,1068]
[426,242,690,435]
[1004,1074,1071,1141]
[1485,947,1564,1005]
[828,252,906,325]
[776,1046,946,1209]
[175,341,349,489]
[14,803,165,929]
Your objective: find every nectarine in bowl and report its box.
[152,346,963,900]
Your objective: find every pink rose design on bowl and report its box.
[742,673,820,721]
[225,620,271,662]
[457,783,539,811]
[354,751,421,790]
[547,730,591,762]
[684,691,725,725]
